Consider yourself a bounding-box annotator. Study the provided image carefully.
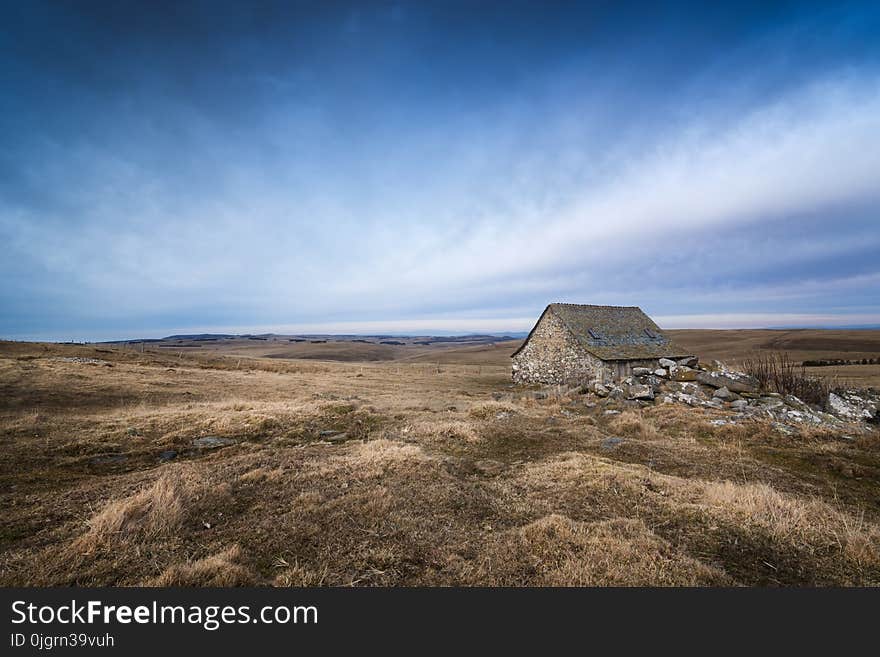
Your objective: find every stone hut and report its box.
[511,303,692,384]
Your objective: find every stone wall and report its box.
[608,358,665,380]
[512,309,610,384]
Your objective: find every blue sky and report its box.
[2,1,880,340]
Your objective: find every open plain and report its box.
[1,329,879,586]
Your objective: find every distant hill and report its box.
[163,334,236,341]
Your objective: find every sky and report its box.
[2,1,880,341]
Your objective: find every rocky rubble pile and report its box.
[582,357,878,433]
[53,356,111,366]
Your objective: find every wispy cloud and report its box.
[1,3,879,339]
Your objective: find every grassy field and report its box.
[668,329,880,388]
[1,330,879,586]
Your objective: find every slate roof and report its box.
[512,303,692,361]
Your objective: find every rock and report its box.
[696,371,759,394]
[730,399,749,411]
[671,369,699,382]
[709,419,729,426]
[593,382,610,397]
[712,386,740,401]
[159,450,178,462]
[645,375,663,388]
[627,384,654,401]
[601,436,624,450]
[827,392,875,421]
[677,356,699,368]
[603,409,621,416]
[55,357,110,366]
[653,368,667,377]
[632,367,651,376]
[608,386,625,400]
[658,358,676,368]
[674,392,702,406]
[192,436,236,449]
[773,423,797,436]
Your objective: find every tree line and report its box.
[802,358,879,367]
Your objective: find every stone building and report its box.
[511,303,692,384]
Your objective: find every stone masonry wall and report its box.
[512,310,611,384]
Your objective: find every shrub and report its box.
[742,352,829,405]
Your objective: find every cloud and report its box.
[2,5,880,339]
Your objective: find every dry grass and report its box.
[607,411,660,439]
[1,339,879,586]
[700,481,879,566]
[471,515,729,586]
[75,467,221,548]
[149,545,255,586]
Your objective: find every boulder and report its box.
[653,368,667,377]
[608,386,625,400]
[712,386,740,401]
[696,371,759,394]
[626,384,654,401]
[827,392,875,421]
[593,382,610,397]
[658,358,676,368]
[730,399,749,411]
[671,369,699,382]
[674,392,702,406]
[645,375,663,388]
[677,356,699,368]
[632,367,651,376]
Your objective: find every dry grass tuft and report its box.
[475,514,728,586]
[468,401,519,420]
[71,466,223,553]
[148,545,255,586]
[699,480,880,565]
[607,411,659,439]
[406,419,481,444]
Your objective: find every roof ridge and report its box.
[550,302,641,309]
